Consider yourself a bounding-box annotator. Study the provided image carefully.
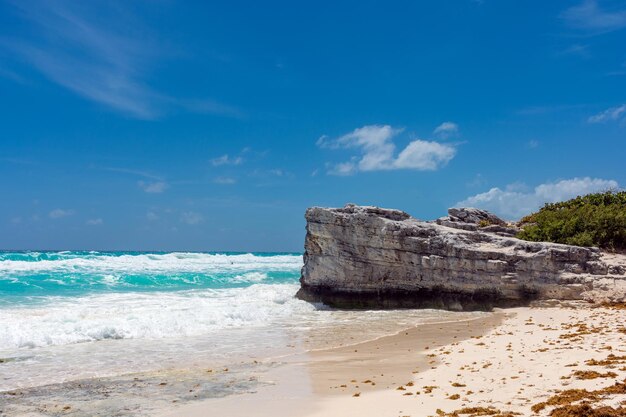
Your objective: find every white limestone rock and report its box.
[297,204,626,310]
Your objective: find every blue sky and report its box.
[1,0,625,251]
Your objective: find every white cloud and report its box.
[318,125,457,175]
[138,181,168,193]
[146,211,159,221]
[394,140,457,170]
[327,160,358,176]
[86,218,103,225]
[49,209,75,219]
[561,0,626,33]
[248,168,292,179]
[433,122,459,138]
[210,154,244,167]
[214,176,236,185]
[588,104,626,123]
[456,177,619,220]
[180,211,203,225]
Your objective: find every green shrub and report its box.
[517,191,626,251]
[477,219,493,228]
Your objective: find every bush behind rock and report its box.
[517,191,626,251]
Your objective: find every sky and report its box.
[0,0,625,252]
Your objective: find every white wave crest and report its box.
[0,252,303,275]
[230,272,268,283]
[0,284,314,349]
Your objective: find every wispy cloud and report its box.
[607,70,626,76]
[210,154,244,167]
[249,168,292,179]
[101,166,170,192]
[527,139,540,149]
[588,104,626,123]
[561,0,626,34]
[86,218,103,225]
[0,65,27,83]
[102,166,161,180]
[433,122,459,139]
[558,43,591,58]
[138,180,169,193]
[0,157,36,165]
[2,1,239,119]
[178,99,243,119]
[467,173,486,188]
[456,177,619,219]
[180,211,203,225]
[515,104,588,116]
[318,125,457,176]
[213,176,237,185]
[49,208,75,219]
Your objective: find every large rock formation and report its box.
[297,204,626,310]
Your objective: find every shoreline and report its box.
[155,302,626,417]
[154,311,506,417]
[3,303,624,416]
[0,308,490,416]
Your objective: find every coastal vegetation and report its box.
[517,191,626,251]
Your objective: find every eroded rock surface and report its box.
[435,207,519,236]
[297,204,626,310]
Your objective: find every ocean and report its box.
[0,251,481,397]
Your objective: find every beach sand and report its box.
[155,303,626,417]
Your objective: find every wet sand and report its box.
[155,303,626,417]
[154,313,505,417]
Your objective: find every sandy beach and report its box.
[156,303,626,417]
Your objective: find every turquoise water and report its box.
[0,251,302,302]
[0,251,305,350]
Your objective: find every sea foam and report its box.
[0,283,312,349]
[0,252,302,273]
